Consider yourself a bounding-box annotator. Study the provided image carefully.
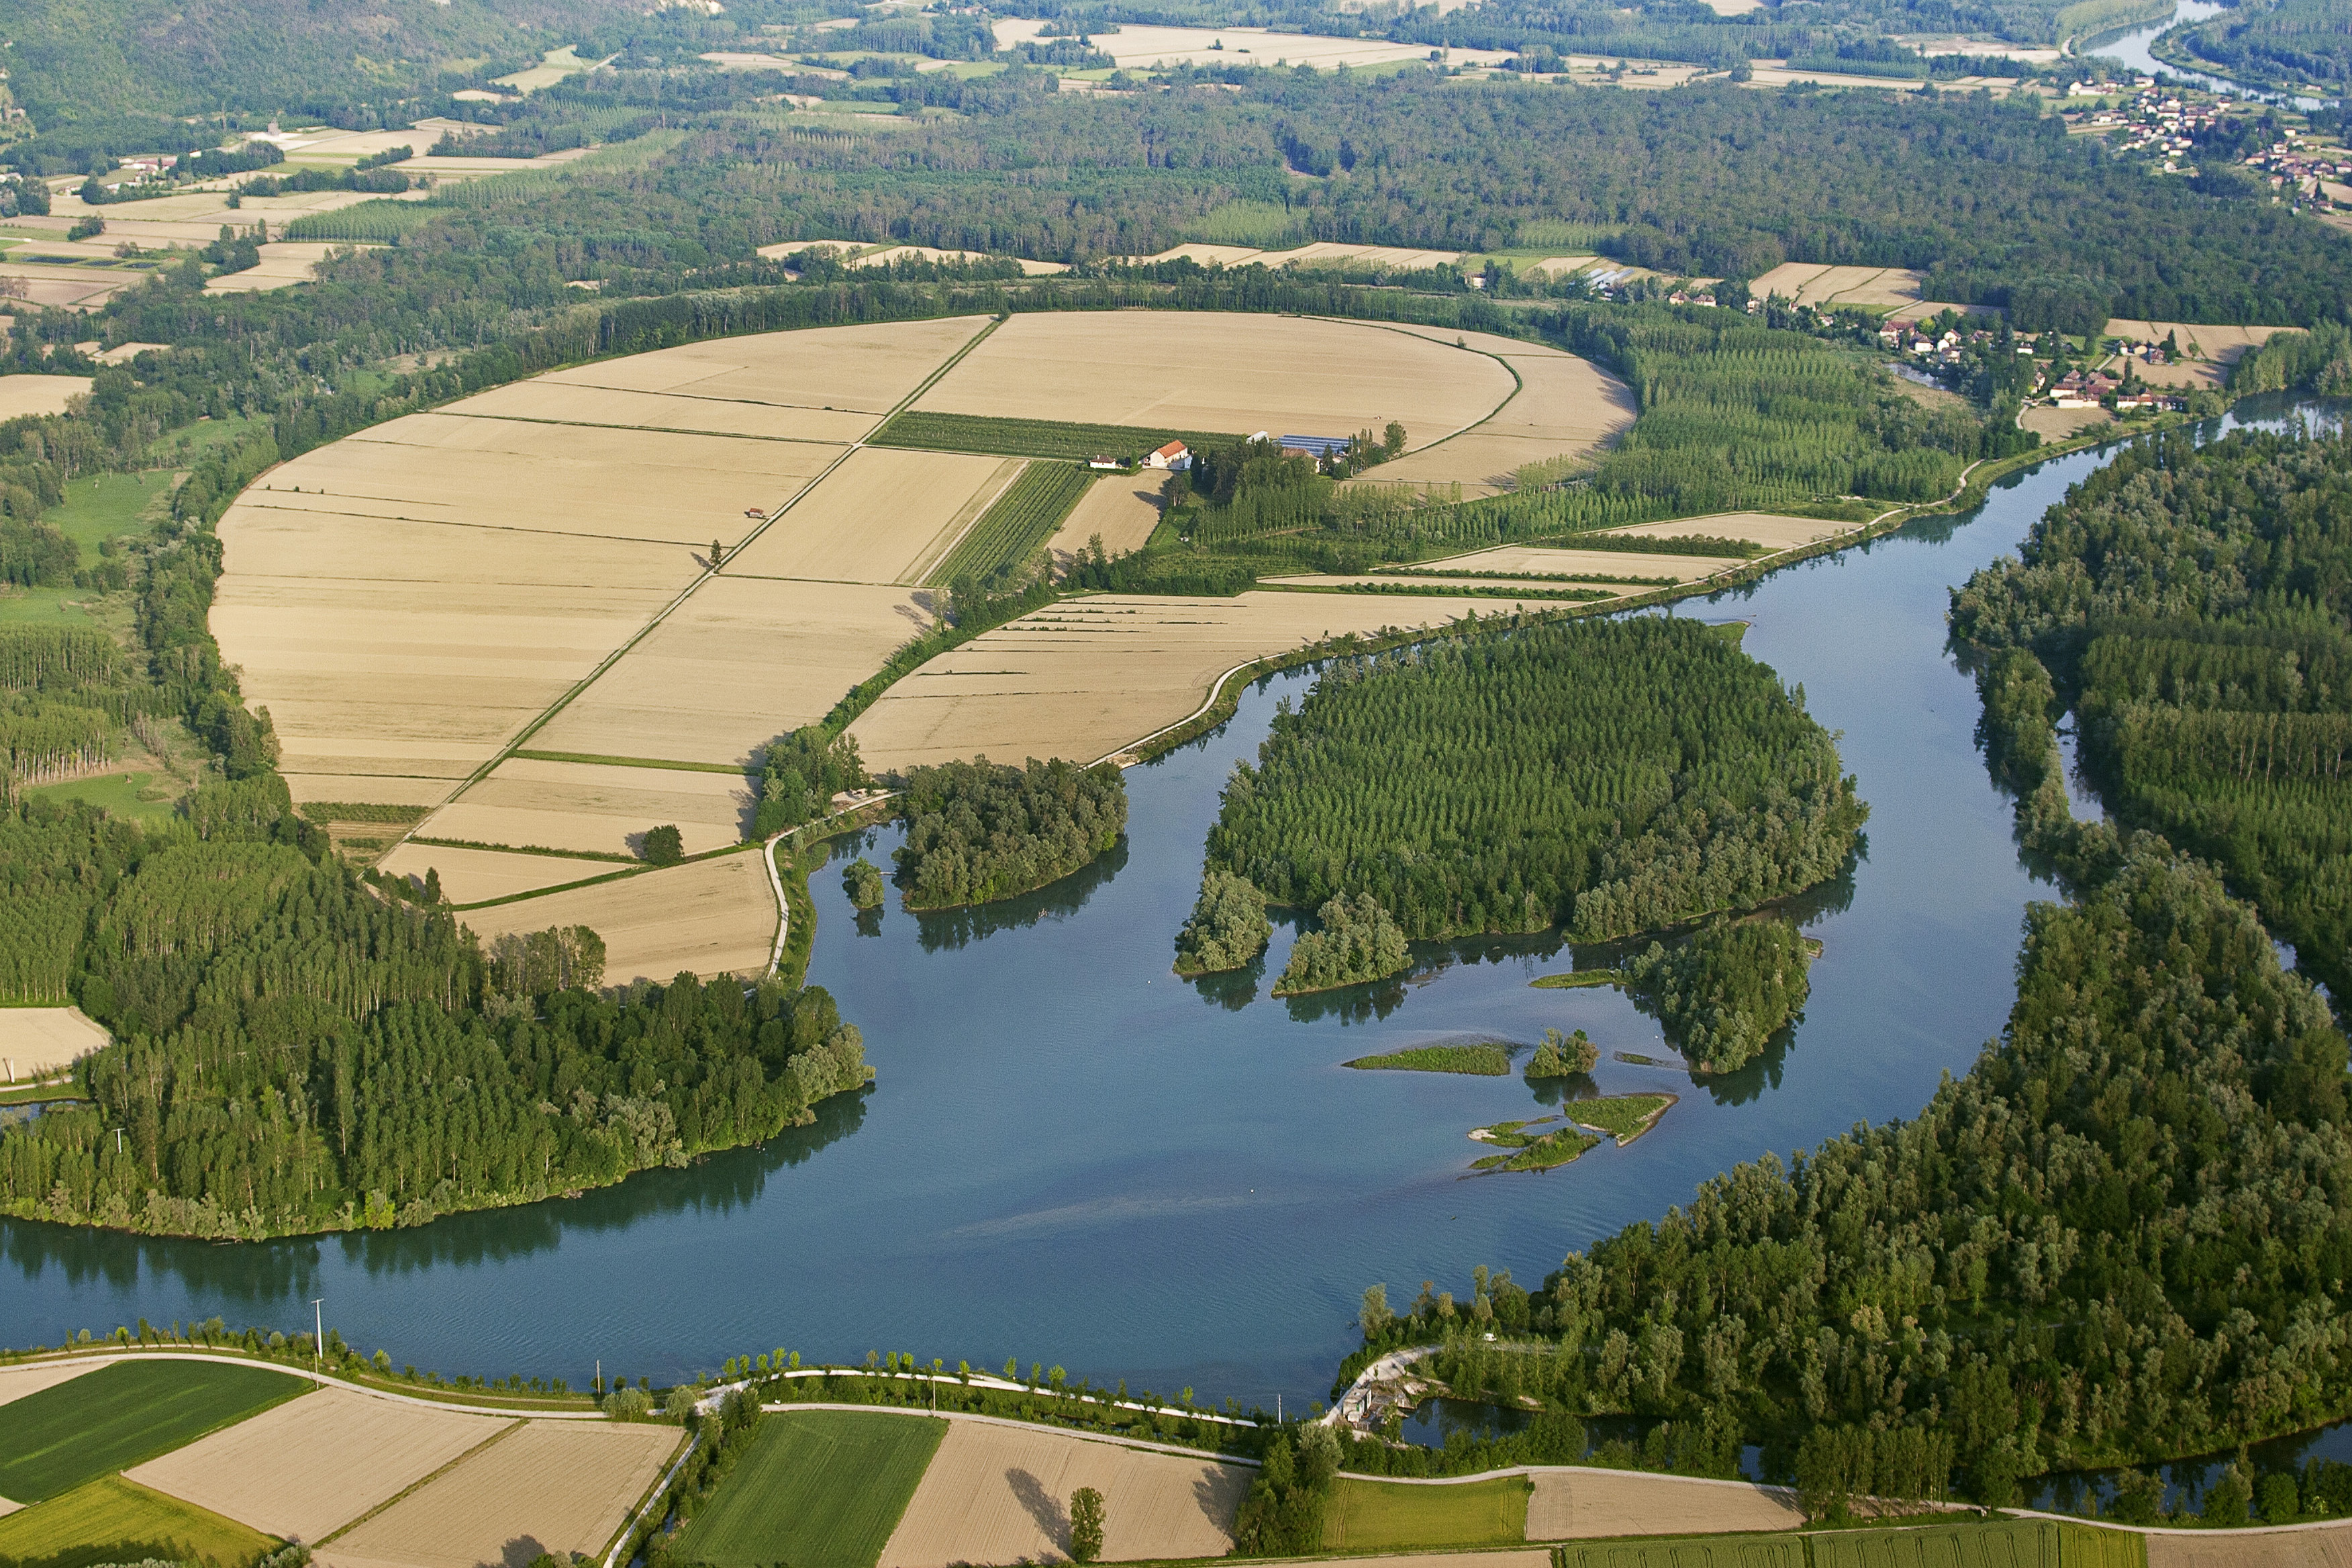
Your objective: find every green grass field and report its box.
[871,411,1233,463]
[21,771,186,826]
[929,461,1091,587]
[0,1475,277,1568]
[1569,1093,1675,1144]
[1344,1044,1512,1075]
[0,1361,307,1503]
[1553,1535,1806,1568]
[1322,1475,1530,1552]
[42,473,169,561]
[671,1411,946,1568]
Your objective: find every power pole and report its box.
[310,1297,324,1373]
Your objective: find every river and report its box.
[2084,0,2337,111]
[0,400,2331,1420]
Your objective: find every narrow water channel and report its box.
[0,401,2329,1422]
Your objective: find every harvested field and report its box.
[1131,243,1267,266]
[1049,475,1162,565]
[126,1386,508,1544]
[321,1420,679,1568]
[1385,544,1739,581]
[0,1363,99,1409]
[722,447,1017,585]
[0,1008,109,1081]
[536,316,987,412]
[848,590,1521,769]
[423,757,753,859]
[852,245,1070,276]
[1749,263,1927,311]
[277,413,841,542]
[879,1418,1246,1567]
[282,773,466,809]
[2148,1528,2352,1568]
[1323,1475,1529,1551]
[1366,352,1637,495]
[1613,511,1855,550]
[991,18,1510,68]
[0,1361,305,1504]
[209,562,680,784]
[1279,242,1467,271]
[373,843,630,905]
[675,1412,944,1568]
[2021,405,2114,442]
[448,381,883,444]
[204,242,345,294]
[530,577,930,768]
[911,312,1513,446]
[0,1475,276,1568]
[1526,1469,1802,1539]
[1260,577,1625,599]
[2106,320,2287,369]
[460,851,775,982]
[0,377,93,420]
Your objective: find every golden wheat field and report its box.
[847,591,1517,769]
[1049,475,1163,563]
[1749,262,1928,311]
[448,381,886,444]
[2148,1532,2352,1568]
[422,757,754,860]
[879,1420,1246,1567]
[1524,1469,1802,1540]
[320,1420,680,1568]
[911,312,1514,443]
[126,1387,509,1545]
[530,577,931,768]
[460,852,776,982]
[1365,349,1637,494]
[722,447,1020,585]
[0,376,93,420]
[0,1008,111,1081]
[536,315,989,410]
[1380,543,1737,582]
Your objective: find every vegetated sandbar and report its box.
[1344,1043,1512,1075]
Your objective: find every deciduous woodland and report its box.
[1198,616,1866,942]
[892,758,1128,910]
[1950,428,2352,997]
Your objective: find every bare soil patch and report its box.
[0,1363,99,1410]
[2148,1529,2352,1568]
[911,312,1512,447]
[460,852,775,982]
[531,577,931,768]
[321,1420,679,1568]
[126,1386,508,1544]
[0,1009,110,1081]
[1525,1469,1802,1539]
[879,1420,1246,1567]
[2021,405,2114,442]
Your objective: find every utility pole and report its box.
[310,1297,324,1373]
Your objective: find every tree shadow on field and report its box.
[1008,1468,1068,1553]
[1196,1467,1248,1530]
[491,1535,556,1568]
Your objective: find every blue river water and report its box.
[0,401,2329,1429]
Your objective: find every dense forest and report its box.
[1199,616,1866,942]
[1621,914,1813,1073]
[1353,830,2352,1500]
[2167,0,2352,95]
[1949,427,2352,997]
[891,758,1128,909]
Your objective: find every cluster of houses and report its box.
[2044,369,2180,411]
[2243,136,2350,206]
[2078,88,2231,175]
[1877,320,2014,365]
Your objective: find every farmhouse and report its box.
[1145,440,1191,471]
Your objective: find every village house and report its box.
[1144,440,1191,471]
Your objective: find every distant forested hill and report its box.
[2,0,665,126]
[2169,0,2352,94]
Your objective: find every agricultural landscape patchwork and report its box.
[5,3,2352,1567]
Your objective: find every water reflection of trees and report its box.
[0,1085,870,1305]
[912,839,1130,953]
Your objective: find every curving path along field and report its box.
[215,311,1632,984]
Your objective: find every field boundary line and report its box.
[313,1417,526,1547]
[908,456,1029,585]
[756,1403,1257,1467]
[1306,315,1530,457]
[0,1349,611,1419]
[426,411,869,446]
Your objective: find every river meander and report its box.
[0,400,2332,1415]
